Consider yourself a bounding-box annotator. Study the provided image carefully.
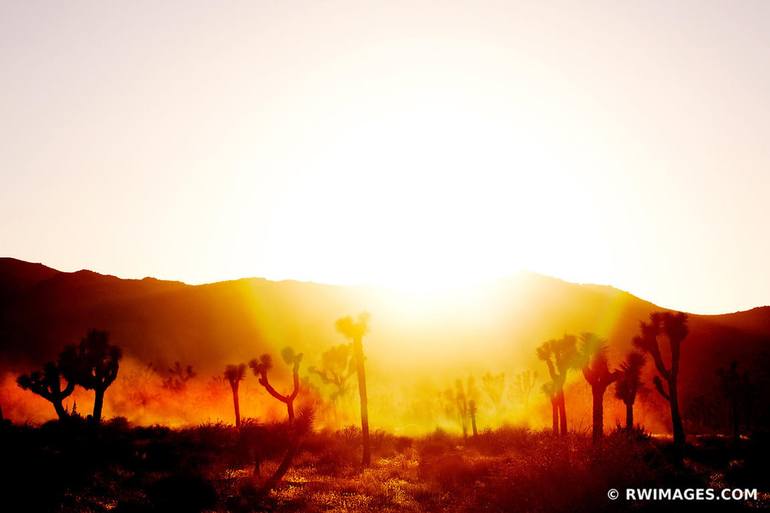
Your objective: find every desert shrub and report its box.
[146,473,217,513]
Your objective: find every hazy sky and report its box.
[1,1,769,314]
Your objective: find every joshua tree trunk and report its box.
[557,387,567,436]
[592,388,605,443]
[92,387,105,423]
[470,411,478,437]
[729,396,739,442]
[625,401,634,430]
[258,433,304,498]
[231,384,241,427]
[551,397,559,434]
[52,399,69,421]
[353,337,371,466]
[287,401,295,424]
[668,377,685,448]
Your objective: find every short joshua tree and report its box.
[17,361,76,421]
[578,333,620,443]
[633,312,689,449]
[224,363,247,427]
[615,351,646,431]
[60,330,122,423]
[536,335,578,436]
[250,347,303,423]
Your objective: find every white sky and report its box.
[1,1,769,313]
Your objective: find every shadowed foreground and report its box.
[1,418,767,513]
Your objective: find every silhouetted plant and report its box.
[255,406,315,502]
[578,333,620,443]
[454,379,469,439]
[614,351,646,431]
[60,330,122,423]
[250,348,303,424]
[536,335,578,436]
[335,312,371,466]
[717,360,751,442]
[633,311,688,448]
[541,382,558,434]
[481,372,505,412]
[512,370,537,406]
[16,360,76,420]
[309,344,355,409]
[468,399,478,438]
[224,363,246,427]
[161,361,196,392]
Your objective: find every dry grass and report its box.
[0,418,766,513]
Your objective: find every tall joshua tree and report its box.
[536,335,578,436]
[62,330,122,423]
[17,361,76,421]
[615,351,646,430]
[578,333,620,443]
[250,348,303,423]
[336,312,371,466]
[633,311,688,448]
[224,363,246,427]
[542,383,559,434]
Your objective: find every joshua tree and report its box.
[254,406,315,502]
[578,333,620,443]
[468,399,478,437]
[542,382,558,434]
[615,351,646,430]
[224,363,247,427]
[513,369,537,406]
[250,348,303,423]
[335,312,371,466]
[161,361,196,392]
[61,330,122,423]
[536,335,578,436]
[717,360,743,441]
[309,344,355,405]
[454,379,469,439]
[17,361,76,421]
[633,311,688,448]
[481,372,505,412]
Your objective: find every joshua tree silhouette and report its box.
[633,311,689,448]
[454,378,469,439]
[250,348,303,424]
[309,344,355,403]
[537,335,578,436]
[468,399,478,437]
[17,360,76,420]
[60,330,122,423]
[224,363,246,427]
[512,370,537,406]
[162,362,196,392]
[335,312,371,466]
[481,372,505,413]
[717,360,749,442]
[614,351,646,430]
[541,382,559,434]
[578,333,620,443]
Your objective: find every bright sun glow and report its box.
[246,75,607,293]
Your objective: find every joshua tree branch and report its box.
[258,373,289,404]
[653,376,670,401]
[544,359,557,381]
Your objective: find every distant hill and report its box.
[1,257,768,430]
